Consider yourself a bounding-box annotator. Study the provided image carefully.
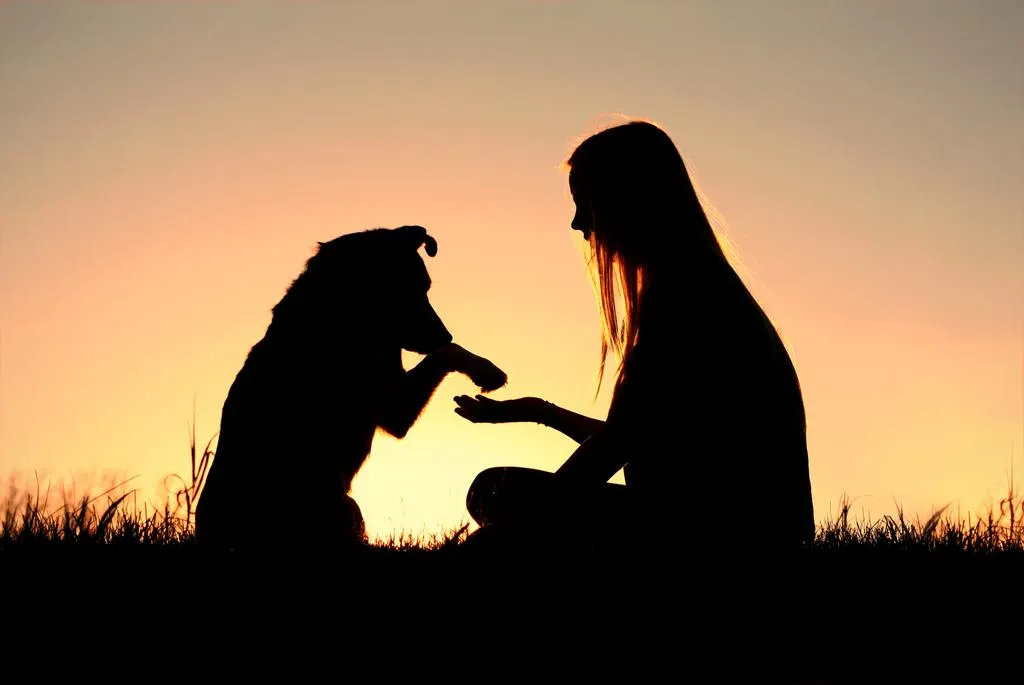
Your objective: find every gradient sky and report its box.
[2,1,1022,540]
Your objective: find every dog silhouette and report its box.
[195,225,506,551]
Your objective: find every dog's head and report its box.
[294,225,453,354]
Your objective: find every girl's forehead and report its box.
[568,169,582,193]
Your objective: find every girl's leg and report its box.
[466,466,557,528]
[466,466,640,546]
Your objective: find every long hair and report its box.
[565,120,731,395]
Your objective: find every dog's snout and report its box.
[403,299,453,354]
[424,303,453,346]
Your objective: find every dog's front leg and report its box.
[375,346,459,439]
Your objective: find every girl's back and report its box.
[613,263,814,547]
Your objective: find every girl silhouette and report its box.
[455,120,814,555]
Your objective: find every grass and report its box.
[3,428,1020,681]
[0,422,478,555]
[0,481,473,553]
[3,477,1021,560]
[3,420,1023,561]
[4,482,1022,555]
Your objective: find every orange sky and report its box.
[2,1,1022,540]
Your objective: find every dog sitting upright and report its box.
[194,225,507,551]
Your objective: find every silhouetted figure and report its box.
[456,121,814,557]
[195,225,507,551]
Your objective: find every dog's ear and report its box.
[422,233,438,258]
[394,224,438,258]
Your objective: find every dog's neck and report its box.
[260,311,397,367]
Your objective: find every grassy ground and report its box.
[3,424,1022,623]
[3,422,1022,557]
[4,482,1022,555]
[3,464,1022,578]
[3,443,1020,681]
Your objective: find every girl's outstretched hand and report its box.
[453,395,545,425]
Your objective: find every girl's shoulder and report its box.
[640,268,746,328]
[639,269,785,360]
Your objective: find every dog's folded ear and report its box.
[422,234,438,258]
[394,224,438,258]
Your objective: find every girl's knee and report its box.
[470,467,508,493]
[467,467,522,525]
[466,466,555,527]
[467,469,500,524]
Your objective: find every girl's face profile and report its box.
[569,177,594,240]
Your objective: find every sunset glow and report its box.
[2,1,1021,540]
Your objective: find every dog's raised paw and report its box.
[473,363,508,392]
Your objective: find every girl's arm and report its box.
[553,359,641,484]
[453,395,604,445]
[553,427,628,484]
[536,401,605,444]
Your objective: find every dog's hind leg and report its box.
[338,495,367,544]
[315,487,366,546]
